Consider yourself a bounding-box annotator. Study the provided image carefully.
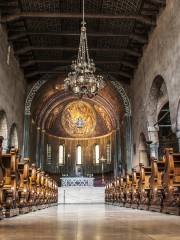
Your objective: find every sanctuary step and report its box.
[58,187,105,204]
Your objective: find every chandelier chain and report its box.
[64,0,105,97]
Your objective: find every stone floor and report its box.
[0,205,180,240]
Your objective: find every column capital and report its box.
[176,129,180,138]
[148,126,159,132]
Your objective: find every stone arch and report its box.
[0,110,8,153]
[9,123,19,150]
[175,100,180,151]
[147,75,169,127]
[138,132,149,166]
[24,68,131,117]
[146,75,169,158]
[176,100,180,131]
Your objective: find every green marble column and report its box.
[23,114,31,158]
[124,114,133,173]
[36,127,41,167]
[113,128,121,177]
[39,130,45,169]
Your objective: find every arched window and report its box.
[47,144,52,164]
[76,145,82,165]
[0,111,8,153]
[106,143,111,164]
[158,102,179,157]
[9,124,18,149]
[59,145,65,165]
[95,144,100,164]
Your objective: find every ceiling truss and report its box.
[0,0,166,83]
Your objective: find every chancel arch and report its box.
[24,71,132,179]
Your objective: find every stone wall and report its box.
[0,25,26,151]
[131,0,180,166]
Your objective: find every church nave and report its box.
[0,0,180,239]
[1,205,180,240]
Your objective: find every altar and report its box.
[61,177,94,187]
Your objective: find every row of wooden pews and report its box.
[105,148,180,215]
[0,137,58,220]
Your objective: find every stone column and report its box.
[176,130,180,152]
[23,114,31,158]
[139,145,149,166]
[124,114,133,173]
[113,131,118,177]
[116,128,122,176]
[36,127,41,167]
[39,130,45,169]
[148,126,159,159]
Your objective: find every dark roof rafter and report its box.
[25,70,133,79]
[20,59,137,68]
[146,0,166,7]
[8,31,148,44]
[15,46,142,57]
[1,12,156,26]
[0,0,165,83]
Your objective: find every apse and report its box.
[26,73,130,181]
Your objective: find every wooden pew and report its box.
[115,178,121,205]
[109,181,115,204]
[119,177,126,207]
[131,169,140,209]
[40,171,46,208]
[105,183,109,203]
[29,163,37,211]
[125,174,132,208]
[45,175,50,205]
[0,137,58,219]
[149,158,165,212]
[138,164,151,210]
[106,183,112,203]
[36,168,41,207]
[108,182,112,204]
[18,159,30,214]
[53,180,58,205]
[162,148,180,215]
[113,178,119,205]
[2,148,20,217]
[108,182,113,204]
[0,137,4,220]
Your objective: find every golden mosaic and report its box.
[61,101,96,137]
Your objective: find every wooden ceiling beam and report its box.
[1,12,156,26]
[15,46,141,57]
[25,70,132,79]
[8,31,147,44]
[0,2,18,7]
[20,60,136,68]
[146,0,166,7]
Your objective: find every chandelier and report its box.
[64,0,104,98]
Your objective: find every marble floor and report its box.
[0,205,180,240]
